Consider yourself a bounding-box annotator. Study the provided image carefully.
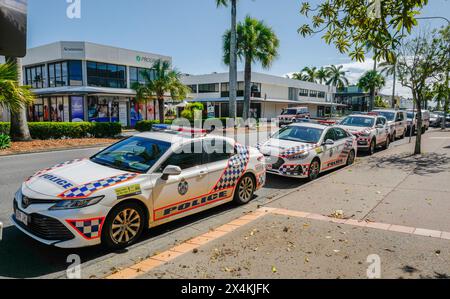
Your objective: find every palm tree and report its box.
[223,16,279,120]
[326,65,349,89]
[357,70,386,111]
[316,67,330,85]
[291,72,308,81]
[216,0,238,119]
[379,60,398,108]
[301,67,318,83]
[1,59,34,141]
[132,59,190,123]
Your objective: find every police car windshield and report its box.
[407,112,415,119]
[375,111,395,121]
[91,137,171,173]
[273,126,323,143]
[341,116,375,127]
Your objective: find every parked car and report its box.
[257,122,357,181]
[337,114,390,155]
[372,109,408,141]
[12,125,266,249]
[434,112,450,127]
[278,107,311,127]
[406,110,430,135]
[430,112,441,127]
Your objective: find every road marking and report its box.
[105,209,270,279]
[105,206,450,279]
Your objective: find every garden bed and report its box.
[0,138,118,156]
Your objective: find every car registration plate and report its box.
[15,208,29,226]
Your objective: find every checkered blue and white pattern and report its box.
[68,218,104,239]
[281,144,316,159]
[279,164,308,176]
[59,173,138,199]
[213,144,250,192]
[28,159,86,181]
[339,139,354,158]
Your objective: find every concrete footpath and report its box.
[111,130,450,279]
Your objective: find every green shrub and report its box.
[0,122,10,135]
[135,120,174,132]
[0,122,121,139]
[90,122,122,138]
[0,134,11,150]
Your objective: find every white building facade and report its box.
[181,72,340,119]
[5,41,172,126]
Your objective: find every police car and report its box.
[12,125,266,249]
[337,114,390,155]
[257,122,357,181]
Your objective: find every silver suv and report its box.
[373,110,408,141]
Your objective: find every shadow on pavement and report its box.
[0,199,243,279]
[367,152,450,176]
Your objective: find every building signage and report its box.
[136,55,154,64]
[207,102,215,119]
[71,96,84,122]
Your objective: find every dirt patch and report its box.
[0,138,117,156]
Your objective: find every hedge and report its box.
[0,122,122,140]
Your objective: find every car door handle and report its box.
[199,170,208,177]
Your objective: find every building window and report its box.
[221,82,260,97]
[310,90,318,98]
[299,89,309,97]
[87,61,127,88]
[187,85,198,93]
[198,83,219,93]
[25,65,46,89]
[48,61,82,87]
[318,91,326,99]
[130,67,156,86]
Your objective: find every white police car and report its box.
[257,122,357,181]
[12,125,266,249]
[337,114,390,155]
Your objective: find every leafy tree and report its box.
[326,65,349,89]
[433,25,450,129]
[397,31,447,154]
[291,72,308,81]
[298,0,429,64]
[357,70,386,111]
[374,96,389,108]
[223,16,279,120]
[133,59,190,123]
[217,0,238,119]
[0,59,34,141]
[181,102,204,121]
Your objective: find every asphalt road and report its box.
[0,131,410,278]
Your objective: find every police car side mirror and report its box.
[323,139,335,146]
[162,165,182,180]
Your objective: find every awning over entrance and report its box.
[31,86,137,97]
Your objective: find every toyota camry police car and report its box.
[337,114,390,155]
[12,125,266,249]
[257,122,357,181]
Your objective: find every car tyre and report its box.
[346,150,356,166]
[102,201,146,250]
[234,174,255,205]
[308,159,321,181]
[368,139,376,156]
[383,137,390,150]
[391,132,396,142]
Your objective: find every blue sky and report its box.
[27,0,450,95]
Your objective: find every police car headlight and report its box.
[49,196,105,211]
[290,151,310,160]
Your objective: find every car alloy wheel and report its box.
[369,140,376,155]
[308,160,320,181]
[111,208,141,245]
[384,137,390,150]
[102,202,145,249]
[346,150,355,166]
[236,175,255,204]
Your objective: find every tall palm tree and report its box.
[301,66,318,83]
[379,60,398,108]
[1,59,34,141]
[326,65,349,89]
[216,0,238,119]
[357,70,386,111]
[291,72,308,81]
[132,59,190,123]
[316,67,330,85]
[223,16,279,120]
